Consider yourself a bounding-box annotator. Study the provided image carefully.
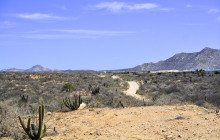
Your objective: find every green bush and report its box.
[62,83,74,92]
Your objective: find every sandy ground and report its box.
[44,105,220,140]
[98,75,106,78]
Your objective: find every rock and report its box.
[90,132,94,135]
[89,108,95,111]
[96,131,101,136]
[79,102,87,109]
[47,112,52,115]
[175,116,185,120]
[166,134,174,140]
[178,134,182,138]
[162,129,166,132]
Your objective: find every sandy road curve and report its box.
[124,81,145,100]
[111,75,146,100]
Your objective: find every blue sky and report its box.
[0,0,220,70]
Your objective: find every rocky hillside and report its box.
[129,47,220,71]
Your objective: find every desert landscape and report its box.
[0,70,220,139]
[1,1,220,139]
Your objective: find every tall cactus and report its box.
[18,105,46,140]
[63,95,82,111]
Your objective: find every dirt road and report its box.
[124,81,144,100]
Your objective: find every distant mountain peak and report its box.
[202,47,213,50]
[200,47,216,53]
[31,65,44,69]
[33,64,43,67]
[25,65,52,72]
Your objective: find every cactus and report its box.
[63,95,82,111]
[20,94,29,102]
[18,105,46,140]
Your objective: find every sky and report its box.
[0,0,220,70]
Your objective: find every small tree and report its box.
[62,83,74,92]
[199,69,205,77]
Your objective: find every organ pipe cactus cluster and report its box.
[18,105,46,140]
[63,95,82,111]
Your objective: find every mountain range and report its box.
[126,47,220,71]
[1,65,53,72]
[1,47,220,72]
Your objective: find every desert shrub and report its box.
[165,84,180,94]
[213,71,220,74]
[91,87,100,95]
[0,103,24,139]
[0,73,3,79]
[62,83,74,92]
[154,94,181,106]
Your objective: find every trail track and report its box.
[124,81,144,100]
[111,75,146,100]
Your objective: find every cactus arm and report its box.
[41,124,47,138]
[80,96,82,104]
[31,123,37,137]
[18,116,33,138]
[27,118,31,135]
[68,97,72,107]
[63,97,71,109]
[18,116,27,132]
[37,106,43,139]
[42,105,44,122]
[74,95,78,109]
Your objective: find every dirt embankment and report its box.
[44,105,220,140]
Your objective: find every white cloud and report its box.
[95,2,159,12]
[53,29,133,36]
[209,8,219,13]
[0,29,134,39]
[126,3,159,10]
[14,13,69,20]
[186,4,192,8]
[160,8,174,11]
[20,34,95,39]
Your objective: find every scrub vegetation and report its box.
[0,71,219,139]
